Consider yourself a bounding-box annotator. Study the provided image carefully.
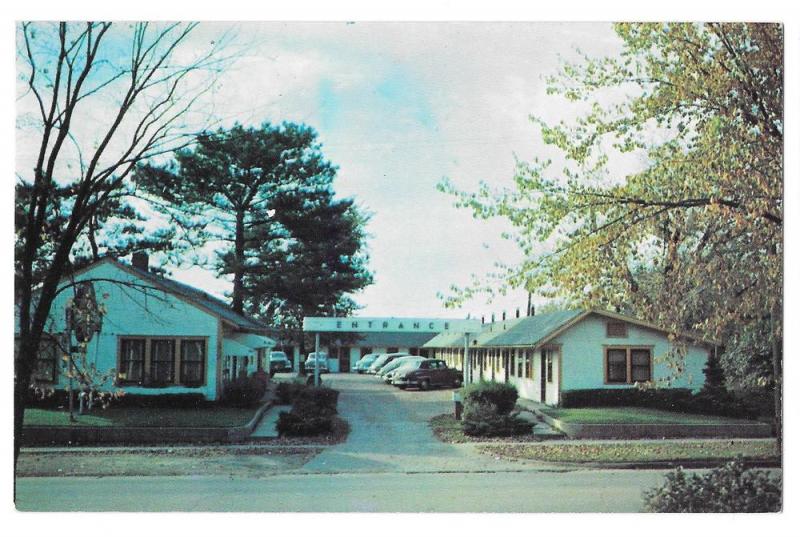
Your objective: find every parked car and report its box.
[354,353,380,374]
[367,352,409,374]
[269,351,293,373]
[304,352,329,373]
[380,356,424,383]
[391,358,463,390]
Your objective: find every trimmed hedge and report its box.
[560,388,756,419]
[644,459,782,512]
[222,376,267,408]
[463,381,519,415]
[275,380,308,405]
[462,382,532,437]
[26,390,210,409]
[276,384,340,437]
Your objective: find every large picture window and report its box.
[605,347,652,384]
[118,337,207,388]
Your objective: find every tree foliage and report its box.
[439,23,782,396]
[136,122,373,335]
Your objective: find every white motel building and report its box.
[25,254,711,406]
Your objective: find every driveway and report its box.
[300,373,533,474]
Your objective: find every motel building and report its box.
[25,253,710,406]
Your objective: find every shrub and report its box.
[463,382,519,415]
[276,385,340,437]
[644,459,782,512]
[560,388,757,419]
[222,376,267,408]
[462,401,532,437]
[275,380,308,405]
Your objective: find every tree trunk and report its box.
[771,307,782,455]
[231,209,246,314]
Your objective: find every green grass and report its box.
[478,439,779,463]
[540,407,758,425]
[24,406,258,428]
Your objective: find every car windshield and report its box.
[396,359,425,371]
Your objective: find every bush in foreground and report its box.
[643,459,781,512]
[276,384,340,437]
[462,402,532,437]
[222,376,267,408]
[463,381,519,415]
[461,382,532,437]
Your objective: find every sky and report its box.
[159,22,625,320]
[14,21,626,320]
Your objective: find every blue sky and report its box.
[163,22,628,319]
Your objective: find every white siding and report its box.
[45,260,222,400]
[553,313,708,394]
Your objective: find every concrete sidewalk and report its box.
[249,404,291,439]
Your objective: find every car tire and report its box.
[419,379,430,391]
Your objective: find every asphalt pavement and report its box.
[12,374,689,512]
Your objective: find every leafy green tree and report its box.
[440,23,782,441]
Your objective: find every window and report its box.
[605,347,652,384]
[607,321,628,338]
[33,336,60,383]
[119,337,207,387]
[525,350,534,379]
[544,349,554,383]
[631,349,652,382]
[606,349,628,383]
[181,340,205,387]
[150,339,175,385]
[517,351,524,377]
[119,339,145,384]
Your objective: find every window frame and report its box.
[117,336,208,388]
[118,337,146,386]
[603,346,653,384]
[180,338,206,388]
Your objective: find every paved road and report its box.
[300,373,535,473]
[15,470,668,512]
[14,374,671,512]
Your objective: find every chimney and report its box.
[481,315,485,325]
[530,305,535,316]
[516,308,520,318]
[502,311,506,321]
[132,251,149,271]
[491,313,495,323]
[527,292,532,316]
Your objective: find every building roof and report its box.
[68,257,270,333]
[423,308,715,349]
[349,331,439,347]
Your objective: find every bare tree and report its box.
[14,21,235,476]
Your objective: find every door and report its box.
[339,347,350,373]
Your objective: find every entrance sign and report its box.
[302,317,481,334]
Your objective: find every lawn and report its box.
[539,407,759,425]
[478,439,779,464]
[24,406,258,428]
